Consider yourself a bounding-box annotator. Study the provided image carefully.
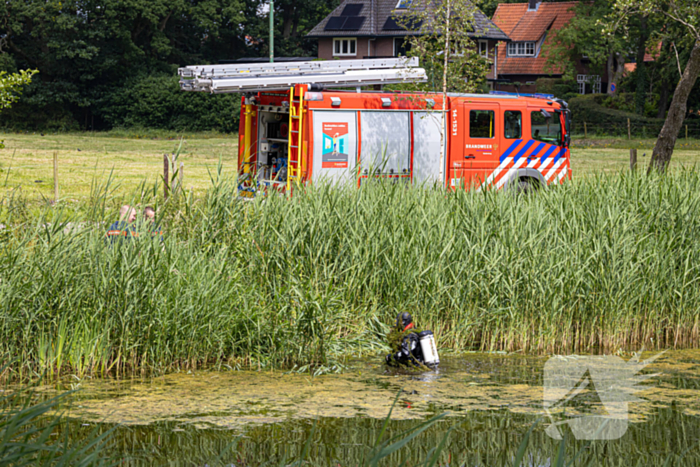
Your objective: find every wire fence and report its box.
[570,119,700,139]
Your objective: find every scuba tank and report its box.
[418,330,439,367]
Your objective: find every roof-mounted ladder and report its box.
[178,57,427,94]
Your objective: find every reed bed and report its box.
[1,168,700,378]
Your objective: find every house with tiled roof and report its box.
[307,0,510,85]
[492,0,606,94]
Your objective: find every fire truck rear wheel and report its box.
[517,179,539,194]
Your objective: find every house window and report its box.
[576,75,601,94]
[507,42,535,57]
[504,111,521,139]
[393,38,411,57]
[478,40,488,59]
[396,0,413,8]
[577,74,587,94]
[470,110,495,138]
[333,38,357,57]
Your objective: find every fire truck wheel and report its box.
[517,179,539,194]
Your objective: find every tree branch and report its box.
[159,11,173,32]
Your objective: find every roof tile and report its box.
[492,2,579,76]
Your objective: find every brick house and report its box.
[307,0,510,87]
[492,0,607,94]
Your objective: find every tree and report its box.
[0,0,247,129]
[397,0,490,181]
[242,0,341,58]
[603,0,700,173]
[545,1,629,95]
[0,68,36,148]
[0,69,36,110]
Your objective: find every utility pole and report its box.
[269,0,274,63]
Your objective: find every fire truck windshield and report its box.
[531,110,562,146]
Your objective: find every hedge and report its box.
[0,74,241,133]
[568,94,700,138]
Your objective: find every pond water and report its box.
[58,351,700,465]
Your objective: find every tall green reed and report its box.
[0,374,112,465]
[2,168,700,378]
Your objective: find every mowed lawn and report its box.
[1,132,699,201]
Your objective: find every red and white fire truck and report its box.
[179,57,571,197]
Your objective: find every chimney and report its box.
[528,0,541,11]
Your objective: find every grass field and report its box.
[0,132,238,203]
[1,132,699,202]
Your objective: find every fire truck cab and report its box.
[179,58,571,196]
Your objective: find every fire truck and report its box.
[179,57,571,197]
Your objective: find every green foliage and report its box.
[3,171,700,377]
[397,0,490,93]
[534,78,578,100]
[244,0,342,58]
[100,75,241,132]
[544,0,632,92]
[0,69,37,110]
[569,94,666,136]
[599,92,660,117]
[0,0,337,131]
[0,68,39,140]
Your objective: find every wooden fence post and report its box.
[627,118,631,140]
[53,152,59,202]
[163,154,169,200]
[630,148,637,172]
[584,122,587,139]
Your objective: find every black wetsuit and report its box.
[386,331,425,367]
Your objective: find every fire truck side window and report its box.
[469,110,495,138]
[531,110,562,145]
[504,111,521,139]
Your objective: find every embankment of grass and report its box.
[2,169,700,379]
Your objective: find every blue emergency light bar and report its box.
[489,91,556,100]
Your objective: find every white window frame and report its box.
[478,40,488,59]
[333,38,357,57]
[577,74,602,94]
[395,0,413,8]
[507,41,535,57]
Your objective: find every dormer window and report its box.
[507,42,535,57]
[396,0,413,8]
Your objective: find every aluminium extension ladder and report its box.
[178,57,427,93]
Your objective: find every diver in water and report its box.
[385,312,439,368]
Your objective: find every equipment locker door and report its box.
[359,111,411,178]
[451,103,500,189]
[412,112,445,185]
[311,111,358,184]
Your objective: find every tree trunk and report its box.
[282,0,296,38]
[612,52,625,94]
[606,52,626,95]
[607,53,615,94]
[648,40,700,174]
